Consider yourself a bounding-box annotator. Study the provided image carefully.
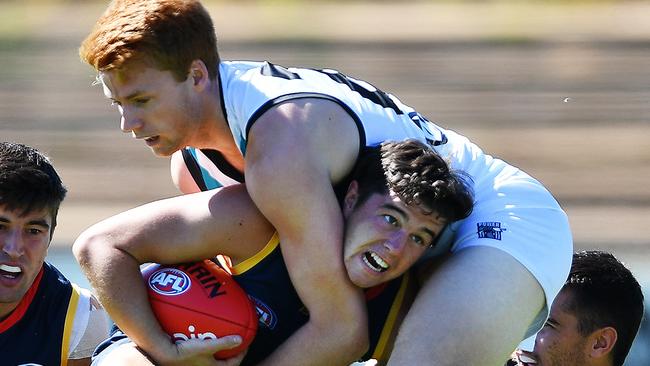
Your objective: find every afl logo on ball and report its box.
[148,268,191,296]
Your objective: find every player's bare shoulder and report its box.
[248,98,360,184]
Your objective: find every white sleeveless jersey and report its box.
[217,60,501,190]
[184,60,573,340]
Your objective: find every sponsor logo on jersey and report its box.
[477,222,506,240]
[249,295,277,329]
[148,268,191,296]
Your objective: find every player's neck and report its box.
[185,71,243,169]
[192,79,231,147]
[193,107,245,171]
[0,302,17,322]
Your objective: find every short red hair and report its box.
[79,0,220,81]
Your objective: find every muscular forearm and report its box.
[67,358,91,366]
[72,188,275,363]
[73,231,173,361]
[246,165,369,363]
[245,98,367,364]
[258,317,368,366]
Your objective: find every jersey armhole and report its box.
[243,92,367,157]
[60,284,81,365]
[231,232,280,275]
[181,148,208,191]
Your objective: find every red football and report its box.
[142,260,258,359]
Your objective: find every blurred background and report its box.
[1,0,649,363]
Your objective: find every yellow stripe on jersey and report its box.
[371,272,415,363]
[60,284,81,366]
[231,232,280,274]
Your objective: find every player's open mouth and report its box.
[363,251,389,273]
[517,352,538,366]
[0,264,22,279]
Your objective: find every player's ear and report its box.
[188,59,209,90]
[588,326,617,359]
[343,180,359,216]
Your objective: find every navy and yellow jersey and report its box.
[0,262,84,366]
[226,233,417,365]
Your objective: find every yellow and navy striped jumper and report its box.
[226,233,417,366]
[0,262,82,366]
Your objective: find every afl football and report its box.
[142,259,258,359]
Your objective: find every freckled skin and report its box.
[100,66,207,157]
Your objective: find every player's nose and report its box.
[1,229,25,259]
[383,231,407,255]
[120,107,143,132]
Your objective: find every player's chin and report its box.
[516,351,539,366]
[349,268,383,289]
[346,259,378,288]
[150,145,176,157]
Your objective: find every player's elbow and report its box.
[344,323,370,361]
[349,323,370,359]
[72,230,91,264]
[324,314,370,361]
[324,292,370,359]
[72,226,107,269]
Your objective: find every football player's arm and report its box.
[67,358,91,366]
[245,99,368,366]
[73,185,274,365]
[92,341,246,366]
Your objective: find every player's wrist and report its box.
[128,329,176,365]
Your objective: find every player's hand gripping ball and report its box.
[142,259,258,359]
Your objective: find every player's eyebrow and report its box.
[0,216,50,230]
[546,317,560,326]
[381,203,407,219]
[109,90,148,104]
[122,91,148,101]
[27,219,50,231]
[380,203,437,238]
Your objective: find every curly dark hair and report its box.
[0,142,67,236]
[349,139,474,224]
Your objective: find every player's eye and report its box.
[26,227,45,236]
[410,234,426,247]
[133,98,150,106]
[543,320,557,329]
[382,214,399,227]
